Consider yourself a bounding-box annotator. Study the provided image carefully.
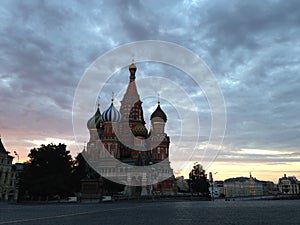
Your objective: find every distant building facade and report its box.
[278,174,300,195]
[224,174,274,198]
[0,138,17,201]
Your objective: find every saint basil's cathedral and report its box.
[84,62,175,196]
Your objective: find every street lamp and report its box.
[209,172,218,201]
[189,172,193,200]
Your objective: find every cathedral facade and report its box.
[84,62,175,196]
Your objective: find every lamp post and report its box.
[209,172,218,201]
[209,172,213,201]
[189,172,193,200]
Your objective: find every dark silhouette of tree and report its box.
[189,163,210,197]
[19,143,73,201]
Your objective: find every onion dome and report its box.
[150,102,167,122]
[87,107,102,129]
[129,58,137,70]
[129,62,137,70]
[102,102,121,122]
[132,122,148,138]
[129,59,137,80]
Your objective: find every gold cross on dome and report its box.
[157,93,160,105]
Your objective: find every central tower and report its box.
[120,61,146,127]
[119,61,148,159]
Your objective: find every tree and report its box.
[189,163,210,197]
[19,143,73,201]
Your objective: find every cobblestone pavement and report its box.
[0,199,299,225]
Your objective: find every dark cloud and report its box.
[0,0,299,179]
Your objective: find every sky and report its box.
[0,0,300,183]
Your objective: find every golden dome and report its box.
[129,63,137,70]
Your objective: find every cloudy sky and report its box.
[1,0,299,182]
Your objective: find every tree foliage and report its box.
[189,163,210,197]
[19,145,126,201]
[19,143,74,200]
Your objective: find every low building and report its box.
[278,174,299,195]
[175,176,189,192]
[224,174,274,198]
[0,138,17,201]
[261,180,278,196]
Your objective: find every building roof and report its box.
[224,176,260,183]
[151,104,167,122]
[279,175,298,184]
[0,138,8,154]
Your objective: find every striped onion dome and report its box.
[102,103,121,122]
[87,107,102,129]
